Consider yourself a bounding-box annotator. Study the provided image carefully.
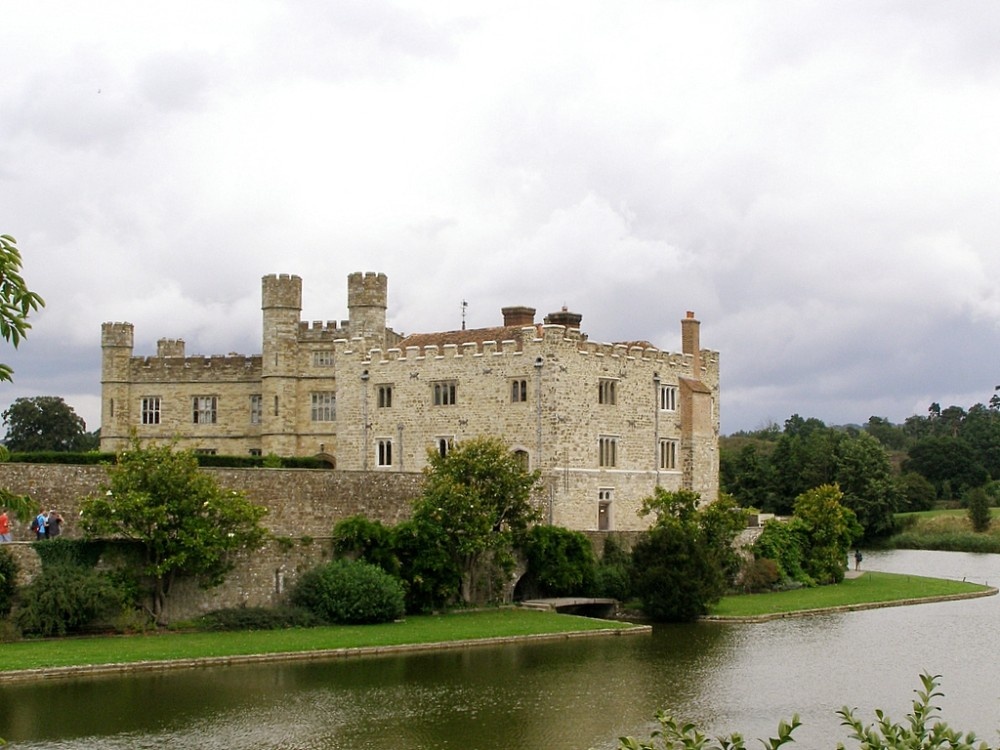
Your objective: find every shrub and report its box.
[738,557,780,593]
[520,525,597,598]
[966,486,991,533]
[631,524,725,622]
[291,559,405,624]
[194,606,321,631]
[594,536,633,601]
[332,515,401,576]
[0,546,17,617]
[17,564,132,636]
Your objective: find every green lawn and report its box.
[709,571,993,618]
[0,608,641,673]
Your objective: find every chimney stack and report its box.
[681,311,701,376]
[502,306,536,327]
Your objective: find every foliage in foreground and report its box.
[618,673,993,750]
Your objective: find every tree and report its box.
[834,431,900,539]
[966,486,991,533]
[410,436,541,605]
[79,440,269,624]
[792,484,862,584]
[2,396,95,452]
[0,234,45,382]
[631,488,729,622]
[903,436,989,498]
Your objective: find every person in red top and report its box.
[0,509,11,542]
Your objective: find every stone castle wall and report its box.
[0,463,425,620]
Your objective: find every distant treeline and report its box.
[721,401,1000,539]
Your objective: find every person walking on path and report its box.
[854,549,863,571]
[0,508,11,542]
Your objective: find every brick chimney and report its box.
[681,311,701,376]
[544,306,583,329]
[502,306,536,327]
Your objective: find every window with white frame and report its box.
[598,378,617,405]
[511,379,528,403]
[376,438,393,467]
[249,394,262,424]
[377,384,393,408]
[141,396,161,425]
[598,488,613,531]
[599,436,618,467]
[312,350,334,367]
[192,396,217,424]
[310,392,335,422]
[659,384,678,411]
[659,438,678,470]
[432,381,457,406]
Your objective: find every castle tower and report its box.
[100,322,134,451]
[347,272,387,344]
[261,274,303,455]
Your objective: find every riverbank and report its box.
[0,608,650,683]
[706,570,996,621]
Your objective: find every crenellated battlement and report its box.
[133,353,262,381]
[102,322,134,349]
[262,274,303,310]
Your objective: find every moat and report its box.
[3,549,999,749]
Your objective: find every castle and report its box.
[101,272,719,531]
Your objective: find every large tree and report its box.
[411,436,541,605]
[79,440,269,624]
[0,234,45,382]
[631,488,741,622]
[2,396,96,452]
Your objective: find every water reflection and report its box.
[3,550,1000,749]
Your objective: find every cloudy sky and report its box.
[3,1,1000,437]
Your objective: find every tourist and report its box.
[32,510,47,540]
[854,549,863,571]
[0,508,10,542]
[46,510,63,539]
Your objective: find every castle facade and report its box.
[101,272,719,531]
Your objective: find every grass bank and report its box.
[891,509,1000,553]
[0,608,644,675]
[708,571,994,620]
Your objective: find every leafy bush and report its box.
[291,559,405,624]
[32,537,106,568]
[520,525,597,598]
[0,546,17,617]
[594,535,633,601]
[632,524,725,622]
[966,486,992,532]
[754,519,811,585]
[194,606,321,631]
[17,564,133,636]
[738,557,780,593]
[332,515,401,576]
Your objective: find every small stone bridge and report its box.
[519,597,618,619]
